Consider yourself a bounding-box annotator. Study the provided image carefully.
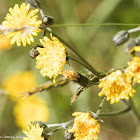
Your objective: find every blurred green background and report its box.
[0,0,140,139]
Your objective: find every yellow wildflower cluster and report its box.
[69,112,100,140]
[23,122,44,140]
[125,57,140,84]
[2,3,42,46]
[36,35,67,81]
[98,70,135,104]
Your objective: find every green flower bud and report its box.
[124,39,138,54]
[25,0,40,8]
[29,121,47,128]
[113,30,129,46]
[42,15,54,26]
[64,127,75,140]
[29,46,41,58]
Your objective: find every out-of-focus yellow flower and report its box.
[125,57,140,84]
[23,122,44,140]
[14,96,49,130]
[2,3,42,46]
[98,70,135,104]
[69,112,100,140]
[0,35,12,50]
[36,35,67,82]
[2,71,36,100]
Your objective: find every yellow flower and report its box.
[2,71,36,100]
[14,96,49,130]
[129,46,140,55]
[23,122,44,140]
[0,35,12,50]
[69,112,100,140]
[36,35,67,82]
[98,70,135,104]
[125,57,140,84]
[2,3,42,46]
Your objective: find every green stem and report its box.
[51,23,140,27]
[47,126,62,136]
[44,29,101,78]
[95,97,107,118]
[129,97,140,122]
[99,106,131,117]
[69,57,100,76]
[47,120,74,136]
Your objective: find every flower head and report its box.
[0,35,12,50]
[2,3,42,46]
[125,57,140,84]
[69,112,100,140]
[2,71,36,100]
[14,96,49,130]
[36,35,67,82]
[98,70,135,104]
[23,122,44,140]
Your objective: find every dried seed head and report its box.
[63,71,89,87]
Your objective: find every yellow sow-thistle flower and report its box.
[2,71,36,100]
[125,57,140,84]
[23,122,44,140]
[98,70,135,104]
[14,96,49,130]
[69,112,100,140]
[36,35,67,82]
[2,3,42,46]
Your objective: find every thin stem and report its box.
[47,126,62,136]
[128,27,140,33]
[129,97,140,122]
[51,23,140,27]
[22,78,69,97]
[47,123,63,128]
[69,57,100,77]
[47,119,74,129]
[95,97,107,117]
[44,29,102,78]
[47,120,74,136]
[99,106,131,117]
[39,8,45,18]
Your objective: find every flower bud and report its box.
[129,46,140,58]
[64,127,75,140]
[25,0,40,8]
[29,121,47,128]
[29,121,49,140]
[124,39,138,54]
[113,30,129,46]
[42,15,54,26]
[29,46,41,58]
